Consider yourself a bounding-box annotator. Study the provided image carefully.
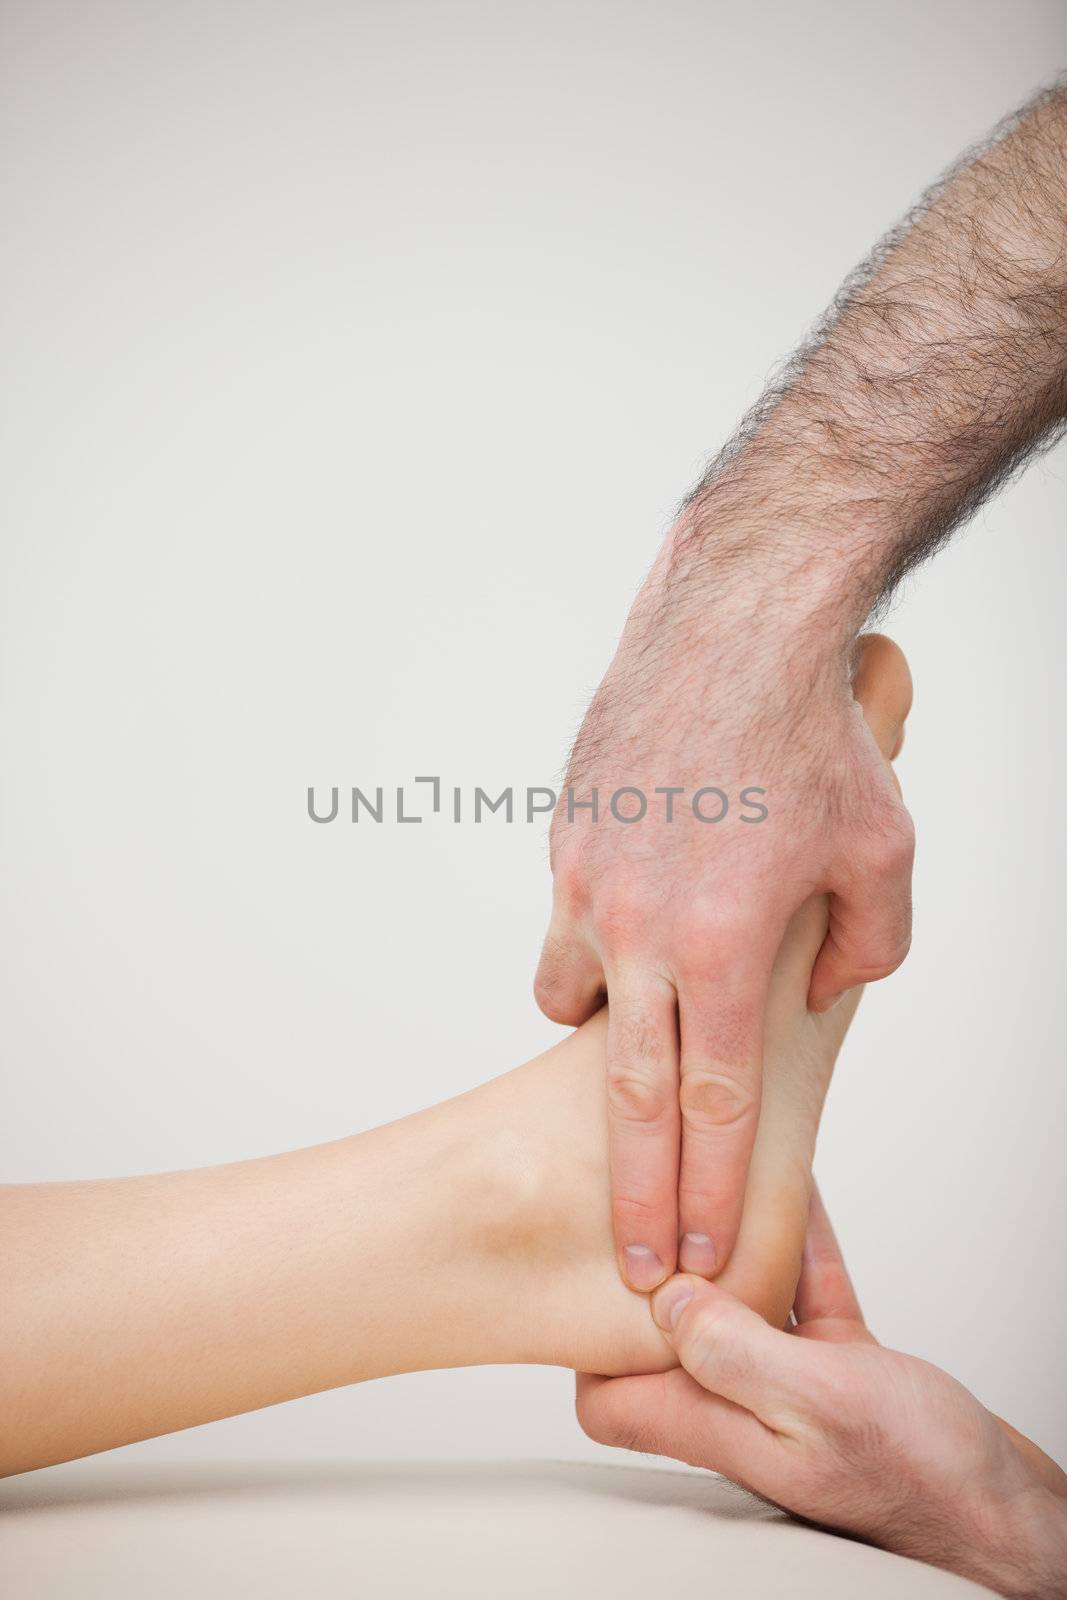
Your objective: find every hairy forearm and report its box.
[670,78,1067,644]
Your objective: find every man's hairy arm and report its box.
[537,79,1067,1295]
[678,77,1067,616]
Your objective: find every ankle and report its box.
[453,1046,674,1376]
[425,1074,570,1365]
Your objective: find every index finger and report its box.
[604,966,681,1290]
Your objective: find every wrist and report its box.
[620,522,857,726]
[970,1483,1067,1600]
[1009,1486,1067,1600]
[662,446,897,652]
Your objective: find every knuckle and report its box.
[533,972,568,1022]
[575,1390,634,1450]
[574,1389,611,1444]
[674,903,748,977]
[606,1062,672,1126]
[675,896,719,945]
[863,809,915,878]
[847,931,912,984]
[554,852,591,918]
[613,1189,665,1227]
[534,918,607,1022]
[592,882,649,947]
[675,896,717,941]
[685,1313,751,1388]
[693,1342,752,1394]
[679,1068,755,1132]
[532,940,571,1018]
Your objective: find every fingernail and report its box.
[678,1232,716,1276]
[622,1245,666,1292]
[812,991,844,1015]
[652,1279,694,1332]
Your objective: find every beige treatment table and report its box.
[0,1458,998,1598]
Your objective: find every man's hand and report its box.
[577,1189,1067,1598]
[535,614,913,1288]
[536,78,1067,1290]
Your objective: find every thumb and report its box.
[534,919,605,1025]
[807,832,914,1013]
[651,1276,812,1429]
[809,635,915,1013]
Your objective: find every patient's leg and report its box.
[0,637,911,1476]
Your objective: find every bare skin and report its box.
[1,637,907,1479]
[579,1189,1067,1600]
[536,78,1067,1292]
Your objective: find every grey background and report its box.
[2,0,1065,1472]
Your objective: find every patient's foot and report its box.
[463,635,912,1377]
[0,637,912,1473]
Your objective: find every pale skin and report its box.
[578,1193,1067,1600]
[2,637,904,1480]
[535,78,1067,1292]
[4,639,1064,1596]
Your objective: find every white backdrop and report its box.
[2,0,1065,1470]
